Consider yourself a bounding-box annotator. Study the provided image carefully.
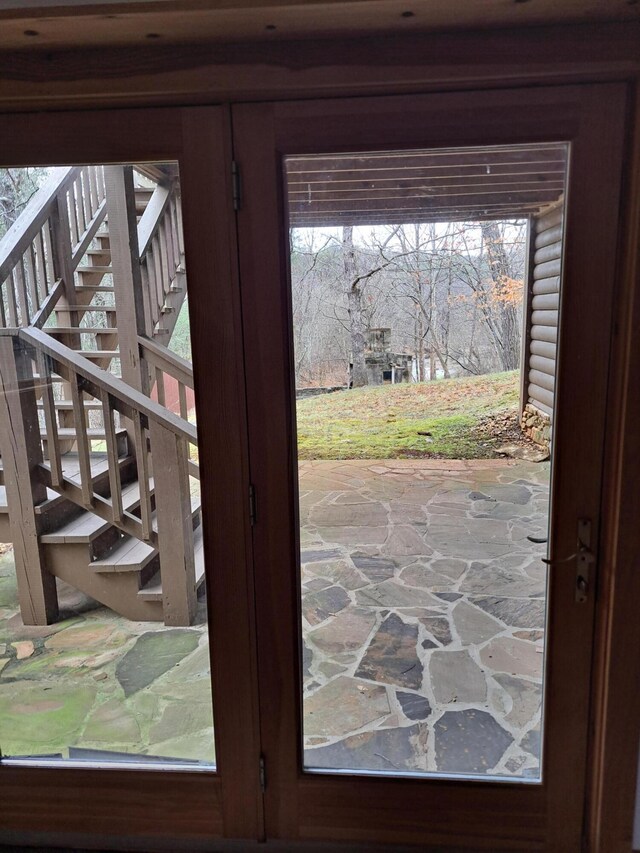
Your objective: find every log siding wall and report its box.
[527,203,563,427]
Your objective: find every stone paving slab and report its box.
[0,548,214,765]
[0,458,548,780]
[299,458,549,779]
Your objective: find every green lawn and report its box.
[296,371,519,460]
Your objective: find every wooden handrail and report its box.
[3,327,199,565]
[70,197,107,269]
[137,184,171,259]
[0,164,108,328]
[15,326,197,445]
[0,167,76,284]
[138,182,185,343]
[31,279,65,329]
[138,333,193,389]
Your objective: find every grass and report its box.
[296,371,519,460]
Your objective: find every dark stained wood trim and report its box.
[178,105,264,841]
[0,765,223,839]
[587,83,640,853]
[0,22,637,112]
[233,82,628,849]
[0,0,638,54]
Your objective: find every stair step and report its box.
[37,399,103,410]
[47,327,116,335]
[76,265,113,274]
[73,350,120,359]
[90,535,157,574]
[56,305,117,313]
[75,286,115,293]
[41,427,126,441]
[149,494,201,534]
[40,479,149,544]
[0,485,59,512]
[85,248,111,256]
[40,488,199,547]
[138,526,205,601]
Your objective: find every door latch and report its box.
[573,519,595,604]
[529,519,594,603]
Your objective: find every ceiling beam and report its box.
[0,1,637,51]
[290,208,538,227]
[288,180,566,202]
[288,188,561,216]
[286,147,567,176]
[287,173,566,195]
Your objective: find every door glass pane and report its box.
[286,144,568,780]
[0,162,214,767]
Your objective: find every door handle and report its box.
[528,520,594,603]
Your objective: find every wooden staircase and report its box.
[0,163,201,627]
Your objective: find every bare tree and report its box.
[343,226,368,387]
[342,225,410,387]
[481,221,521,371]
[288,217,527,388]
[0,168,47,238]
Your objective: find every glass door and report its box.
[233,85,626,849]
[287,142,563,783]
[0,106,262,844]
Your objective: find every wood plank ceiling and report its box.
[286,143,568,227]
[0,0,638,50]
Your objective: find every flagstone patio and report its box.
[0,557,214,764]
[299,458,549,779]
[0,457,548,777]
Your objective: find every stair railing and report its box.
[137,333,198,479]
[137,180,186,342]
[0,325,201,625]
[145,337,192,420]
[0,166,107,330]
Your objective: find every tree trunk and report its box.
[438,351,450,379]
[429,347,437,381]
[481,221,521,371]
[343,226,368,387]
[413,301,423,381]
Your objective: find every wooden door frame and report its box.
[0,21,638,113]
[233,83,628,851]
[0,106,263,844]
[587,84,640,853]
[0,72,635,853]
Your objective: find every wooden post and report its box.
[104,165,148,395]
[148,419,196,626]
[0,335,58,625]
[51,185,80,451]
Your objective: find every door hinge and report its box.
[232,160,242,211]
[249,483,257,526]
[259,753,266,793]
